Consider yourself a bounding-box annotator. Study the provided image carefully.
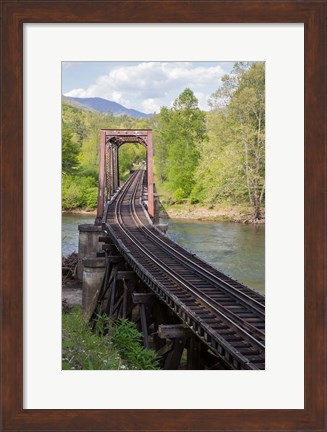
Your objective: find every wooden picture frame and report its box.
[1,1,325,430]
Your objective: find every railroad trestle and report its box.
[86,234,225,370]
[81,168,265,370]
[79,128,265,370]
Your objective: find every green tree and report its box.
[61,99,152,210]
[207,63,265,220]
[154,108,170,182]
[155,89,207,199]
[119,143,146,181]
[72,116,89,146]
[194,111,247,205]
[62,123,80,175]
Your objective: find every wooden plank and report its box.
[156,341,173,357]
[107,255,124,264]
[122,285,128,318]
[117,271,138,280]
[108,274,117,318]
[187,336,204,370]
[158,324,192,340]
[163,338,185,370]
[140,304,149,348]
[102,244,118,252]
[132,293,155,304]
[98,236,112,243]
[112,295,123,317]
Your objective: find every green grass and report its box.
[62,307,124,370]
[62,307,159,370]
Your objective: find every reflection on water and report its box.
[62,214,265,294]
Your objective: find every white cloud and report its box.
[141,98,161,114]
[65,87,88,97]
[194,92,209,111]
[64,62,226,113]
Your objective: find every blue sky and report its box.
[62,61,235,113]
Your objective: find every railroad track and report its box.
[105,169,265,370]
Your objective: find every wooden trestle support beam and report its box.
[88,234,231,370]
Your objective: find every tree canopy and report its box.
[61,100,150,210]
[202,62,265,220]
[155,88,207,200]
[62,123,80,175]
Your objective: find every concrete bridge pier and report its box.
[77,224,104,281]
[82,257,106,320]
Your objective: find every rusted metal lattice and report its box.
[105,143,111,200]
[96,129,154,222]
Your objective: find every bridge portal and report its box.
[96,129,154,222]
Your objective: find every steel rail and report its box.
[104,170,264,368]
[131,171,264,344]
[137,195,265,315]
[129,172,265,341]
[140,225,265,324]
[144,223,264,310]
[136,178,264,320]
[114,170,264,353]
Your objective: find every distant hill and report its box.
[62,95,96,112]
[64,96,151,118]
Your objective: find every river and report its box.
[62,214,265,294]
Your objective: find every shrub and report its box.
[62,174,98,210]
[62,176,85,209]
[111,319,160,370]
[63,308,159,370]
[173,187,186,203]
[84,187,98,209]
[189,183,204,204]
[62,307,125,370]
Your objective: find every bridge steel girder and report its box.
[96,129,154,222]
[96,130,106,221]
[109,143,114,197]
[146,131,154,218]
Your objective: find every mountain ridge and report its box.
[63,96,151,118]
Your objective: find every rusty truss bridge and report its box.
[84,129,265,370]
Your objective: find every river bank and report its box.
[62,204,265,224]
[160,203,265,224]
[63,208,97,216]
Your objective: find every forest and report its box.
[62,62,265,222]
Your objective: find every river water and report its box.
[62,214,265,294]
